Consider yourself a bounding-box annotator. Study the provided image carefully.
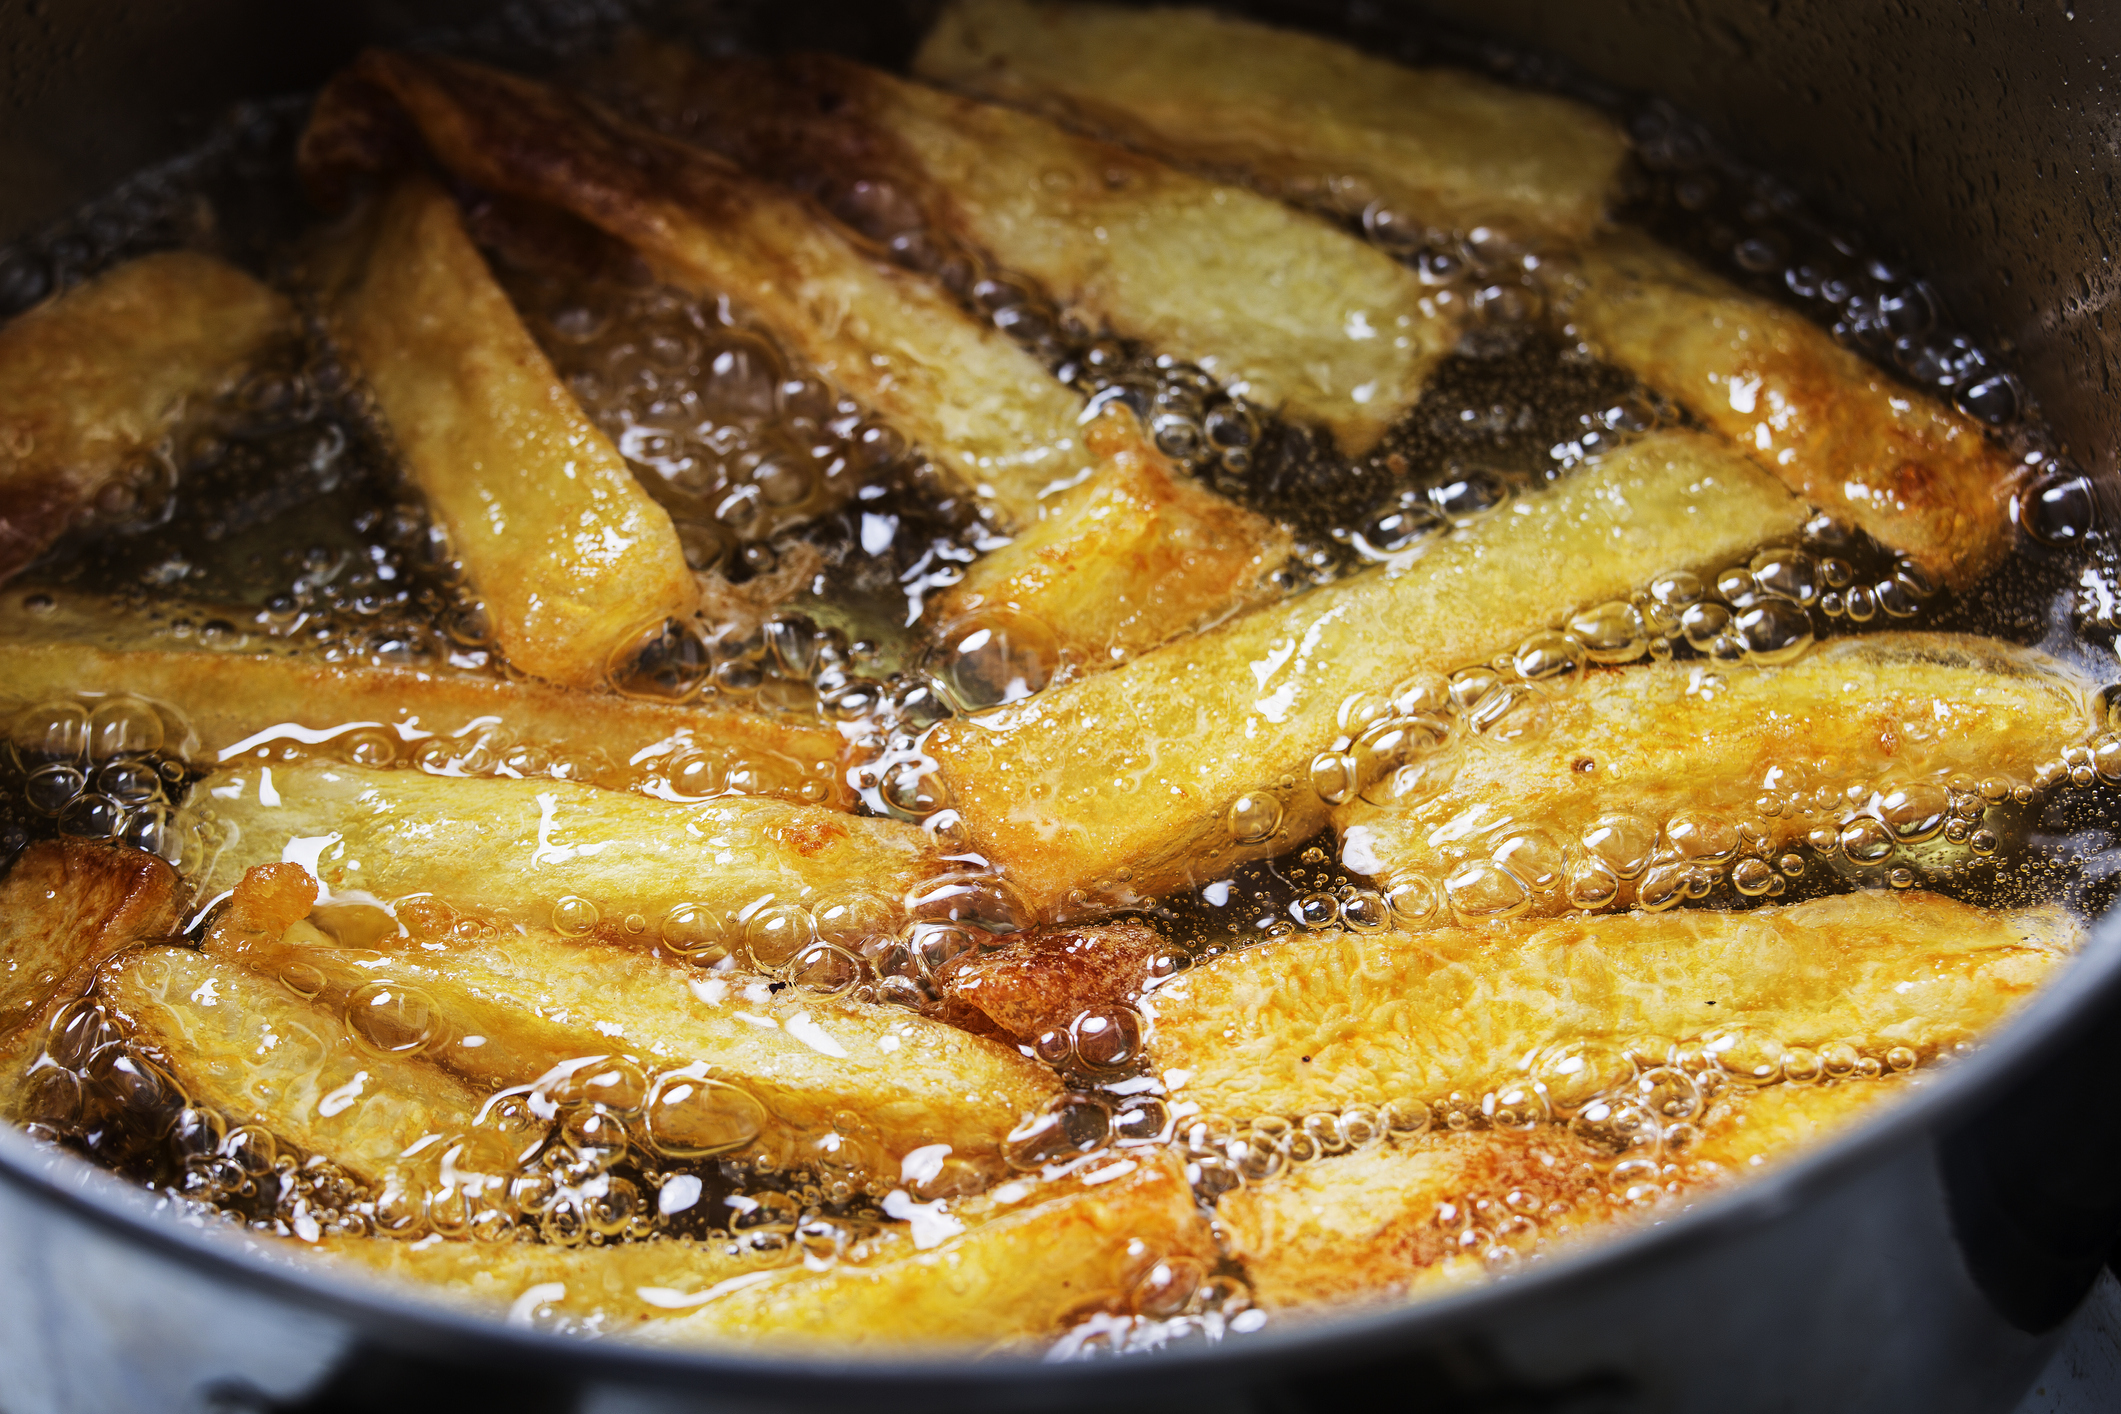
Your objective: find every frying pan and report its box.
[3,2,2120,1410]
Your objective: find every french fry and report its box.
[1220,1075,1905,1309]
[1555,230,2019,588]
[929,429,1808,914]
[301,51,1093,529]
[1333,633,2098,911]
[326,177,697,688]
[205,864,1058,1171]
[938,920,1169,1044]
[95,946,485,1184]
[315,1151,1208,1349]
[932,410,1291,667]
[644,1149,1215,1349]
[608,42,1459,456]
[0,252,294,583]
[1143,891,2072,1124]
[0,613,849,806]
[915,0,1629,244]
[0,842,180,1046]
[183,762,934,950]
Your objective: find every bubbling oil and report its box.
[2,0,2119,1364]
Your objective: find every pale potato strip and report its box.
[916,0,1628,243]
[0,252,293,582]
[0,615,848,806]
[929,429,1808,914]
[933,410,1291,667]
[1335,633,2098,912]
[1222,1076,1905,1310]
[611,42,1458,455]
[205,864,1057,1171]
[643,1150,1214,1350]
[1144,891,2072,1123]
[301,51,1091,528]
[184,761,933,951]
[330,177,697,688]
[1557,230,2018,587]
[96,946,484,1184]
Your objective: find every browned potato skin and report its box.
[0,842,180,1048]
[1221,1076,1905,1310]
[604,42,1457,456]
[916,0,1629,243]
[1335,633,2098,909]
[96,945,487,1184]
[0,615,850,806]
[934,410,1292,669]
[644,1149,1215,1349]
[930,430,1808,916]
[0,252,293,583]
[1144,891,2071,1124]
[330,178,698,688]
[301,50,1092,529]
[186,761,932,951]
[939,920,1169,1043]
[1557,230,2018,588]
[205,863,1059,1172]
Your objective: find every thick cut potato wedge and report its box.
[206,864,1056,1172]
[0,252,294,583]
[1335,634,2097,911]
[329,178,697,689]
[1221,1076,1904,1309]
[610,43,1458,456]
[0,618,846,806]
[916,0,1628,243]
[1144,891,2071,1123]
[929,430,1808,914]
[0,842,180,1046]
[1557,230,2017,588]
[185,762,933,950]
[319,1151,1209,1350]
[644,1149,1214,1349]
[933,411,1291,668]
[302,51,1091,529]
[96,946,485,1183]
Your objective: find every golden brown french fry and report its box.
[915,0,1629,244]
[205,863,1058,1172]
[929,430,1808,914]
[315,1151,1206,1348]
[0,614,849,806]
[609,43,1459,456]
[184,762,934,950]
[1220,1076,1905,1309]
[933,410,1291,667]
[0,842,180,1046]
[96,946,485,1184]
[938,921,1169,1044]
[1143,891,2071,1124]
[1555,230,2018,588]
[644,1149,1215,1349]
[0,252,294,583]
[1334,633,2098,914]
[328,178,697,688]
[301,51,1092,529]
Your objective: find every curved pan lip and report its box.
[4,896,2119,1397]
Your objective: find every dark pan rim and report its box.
[4,893,2118,1398]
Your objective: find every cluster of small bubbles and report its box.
[1002,1090,1172,1173]
[1046,1258,1263,1359]
[1626,102,2027,430]
[2,697,203,869]
[500,272,911,561]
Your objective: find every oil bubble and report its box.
[608,617,712,703]
[1567,601,1648,664]
[930,609,1058,712]
[1735,600,1814,664]
[87,697,164,760]
[552,895,600,937]
[1444,860,1530,922]
[744,902,819,970]
[1535,1039,1635,1113]
[1072,1006,1143,1071]
[1702,1026,1784,1085]
[1582,814,1656,879]
[643,1070,767,1158]
[787,943,860,995]
[11,700,89,767]
[1226,792,1284,845]
[347,981,442,1055]
[1880,783,1951,842]
[660,902,729,961]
